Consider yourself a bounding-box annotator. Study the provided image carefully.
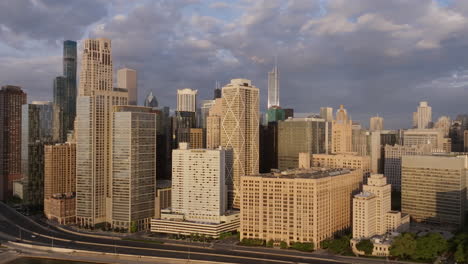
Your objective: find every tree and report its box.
[280,241,288,249]
[356,239,373,255]
[320,235,353,255]
[454,244,466,263]
[390,233,417,259]
[130,222,138,233]
[290,242,315,252]
[266,239,274,248]
[413,233,448,261]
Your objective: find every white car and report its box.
[31,235,36,238]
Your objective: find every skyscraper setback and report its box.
[75,38,128,227]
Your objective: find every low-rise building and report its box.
[44,192,76,225]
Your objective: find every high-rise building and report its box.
[402,154,468,229]
[206,98,222,149]
[370,116,384,132]
[214,85,221,99]
[200,99,215,129]
[259,122,279,173]
[266,106,285,123]
[221,79,259,208]
[177,88,197,112]
[151,143,239,237]
[171,111,196,148]
[383,144,432,191]
[332,105,353,153]
[75,38,128,227]
[53,76,67,141]
[144,91,158,108]
[0,86,27,201]
[189,128,204,149]
[267,65,279,108]
[241,168,361,247]
[320,107,333,122]
[63,40,77,134]
[117,68,137,105]
[434,116,451,137]
[21,101,61,207]
[416,101,432,129]
[44,142,76,224]
[111,106,156,232]
[450,121,464,152]
[464,130,468,152]
[353,174,409,239]
[403,129,449,152]
[352,125,370,156]
[277,117,331,170]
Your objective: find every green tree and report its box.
[290,242,314,252]
[390,233,417,259]
[454,244,466,263]
[266,239,274,248]
[356,239,373,255]
[280,241,288,249]
[320,235,353,255]
[413,233,447,261]
[130,222,138,233]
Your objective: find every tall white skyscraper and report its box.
[267,64,279,108]
[177,88,197,112]
[221,79,259,208]
[117,68,137,105]
[416,101,432,129]
[76,38,128,227]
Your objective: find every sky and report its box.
[1,0,468,128]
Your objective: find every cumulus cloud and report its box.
[2,0,468,128]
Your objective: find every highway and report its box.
[0,202,395,264]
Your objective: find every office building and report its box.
[352,125,370,156]
[260,121,279,173]
[177,88,197,112]
[306,152,370,181]
[416,101,432,129]
[434,116,451,137]
[63,40,77,134]
[154,180,171,219]
[21,101,61,207]
[353,192,377,239]
[214,82,221,99]
[151,143,239,237]
[403,129,450,152]
[200,100,215,129]
[402,154,468,229]
[383,144,432,191]
[240,168,361,247]
[370,116,384,132]
[144,91,158,108]
[206,98,222,149]
[220,79,259,208]
[320,107,333,122]
[362,174,391,235]
[76,38,128,227]
[117,68,137,105]
[111,106,156,232]
[450,121,465,152]
[189,128,204,149]
[266,106,285,123]
[278,117,331,170]
[0,85,27,201]
[44,142,76,224]
[171,111,196,148]
[332,105,353,153]
[267,64,279,108]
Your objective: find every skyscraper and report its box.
[75,38,128,227]
[177,88,197,112]
[221,79,259,208]
[416,101,432,129]
[434,116,451,137]
[117,68,137,105]
[370,116,384,131]
[214,81,221,99]
[206,98,223,149]
[0,85,27,201]
[63,40,77,133]
[21,101,61,207]
[332,105,353,153]
[320,107,333,122]
[111,106,156,232]
[267,65,279,108]
[144,91,158,108]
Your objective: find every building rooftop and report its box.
[355,191,375,199]
[250,167,354,179]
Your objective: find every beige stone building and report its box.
[416,101,432,129]
[154,180,171,219]
[278,117,331,170]
[383,144,432,191]
[332,105,353,154]
[206,98,223,149]
[44,142,76,224]
[301,152,370,182]
[402,154,468,229]
[177,88,197,112]
[189,128,204,149]
[403,129,450,152]
[363,174,392,235]
[76,38,128,227]
[370,116,383,132]
[434,116,451,137]
[353,192,377,239]
[117,68,137,105]
[111,106,157,232]
[240,168,361,247]
[221,79,259,208]
[352,125,370,156]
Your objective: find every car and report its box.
[31,235,36,238]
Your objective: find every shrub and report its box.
[280,241,288,249]
[290,242,315,252]
[356,239,373,255]
[240,238,265,246]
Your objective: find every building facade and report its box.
[319,107,333,122]
[370,116,384,132]
[267,65,279,108]
[332,105,353,153]
[403,129,449,152]
[308,153,371,182]
[416,101,432,129]
[221,79,259,208]
[117,68,137,105]
[76,38,128,227]
[0,85,26,201]
[177,88,197,112]
[402,155,468,229]
[240,168,362,247]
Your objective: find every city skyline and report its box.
[1,1,468,128]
